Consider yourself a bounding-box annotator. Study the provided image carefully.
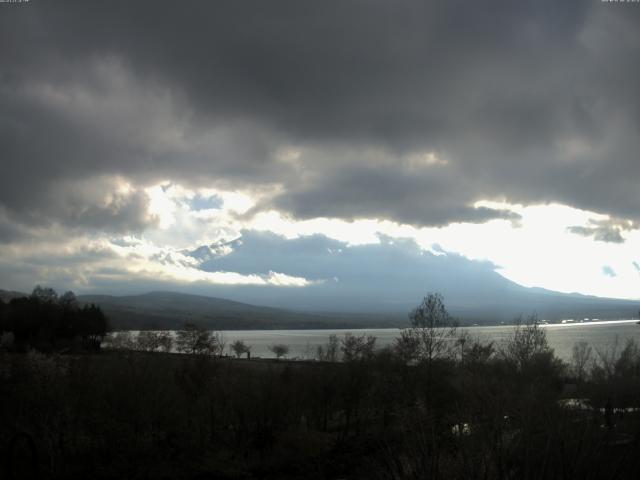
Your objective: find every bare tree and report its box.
[157,331,174,353]
[571,340,593,383]
[137,331,162,352]
[462,337,495,365]
[316,334,340,362]
[269,344,289,360]
[593,335,621,381]
[176,323,201,354]
[341,333,376,362]
[105,331,135,351]
[394,328,421,363]
[176,322,224,356]
[455,330,472,363]
[399,293,457,365]
[59,291,79,310]
[214,332,226,356]
[31,285,58,303]
[501,314,550,370]
[231,339,250,358]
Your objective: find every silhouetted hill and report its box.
[76,291,368,330]
[0,290,27,303]
[179,276,639,325]
[2,286,638,330]
[450,286,639,324]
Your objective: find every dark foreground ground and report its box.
[2,331,640,480]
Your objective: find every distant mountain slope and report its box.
[76,291,364,330]
[450,287,639,324]
[189,232,640,322]
[184,274,639,324]
[0,290,27,303]
[2,286,638,330]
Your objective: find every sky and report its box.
[0,0,639,308]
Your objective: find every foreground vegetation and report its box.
[2,292,640,479]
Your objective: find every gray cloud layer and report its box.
[1,0,639,230]
[568,217,639,243]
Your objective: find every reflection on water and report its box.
[212,320,640,361]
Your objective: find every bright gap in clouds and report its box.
[134,183,640,300]
[428,202,640,300]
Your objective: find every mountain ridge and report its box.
[1,286,638,330]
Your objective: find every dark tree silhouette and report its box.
[395,292,457,365]
[176,322,224,355]
[341,333,376,362]
[0,286,108,352]
[269,344,289,359]
[231,339,250,358]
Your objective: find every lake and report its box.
[215,319,640,361]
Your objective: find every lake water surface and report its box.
[216,320,640,361]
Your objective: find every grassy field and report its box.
[3,324,640,479]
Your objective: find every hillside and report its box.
[0,290,28,303]
[76,291,373,330]
[2,286,638,330]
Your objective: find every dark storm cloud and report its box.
[1,0,639,230]
[0,211,25,244]
[269,163,521,226]
[62,188,158,233]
